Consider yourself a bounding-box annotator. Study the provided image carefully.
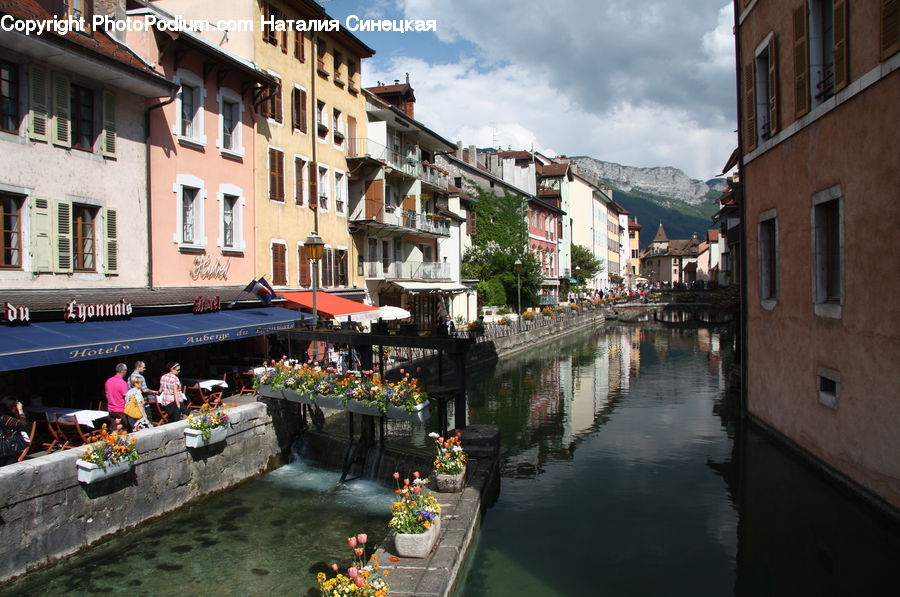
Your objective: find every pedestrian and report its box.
[124,376,152,431]
[445,315,456,337]
[0,397,29,466]
[129,361,158,401]
[105,363,129,430]
[158,362,186,422]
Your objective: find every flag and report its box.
[242,277,275,305]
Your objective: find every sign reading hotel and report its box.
[64,298,133,323]
[193,295,222,313]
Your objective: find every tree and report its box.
[570,244,603,286]
[462,187,542,308]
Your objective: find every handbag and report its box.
[124,396,145,420]
[0,429,28,458]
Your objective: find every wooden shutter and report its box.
[299,89,307,133]
[28,65,48,141]
[793,4,809,118]
[832,0,849,92]
[294,30,305,61]
[323,248,334,287]
[272,243,286,285]
[298,245,310,286]
[53,199,72,273]
[51,72,71,147]
[273,83,282,123]
[269,149,284,201]
[883,0,900,60]
[101,90,116,158]
[767,37,779,136]
[743,60,757,151]
[295,157,305,205]
[105,208,118,274]
[308,161,318,209]
[30,197,52,272]
[402,194,416,210]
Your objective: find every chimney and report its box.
[457,141,463,160]
[467,145,477,166]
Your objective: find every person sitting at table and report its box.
[158,362,186,422]
[129,361,158,401]
[124,377,152,431]
[1,398,29,466]
[105,363,129,431]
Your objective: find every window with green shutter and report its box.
[51,73,71,147]
[105,208,118,274]
[28,65,48,141]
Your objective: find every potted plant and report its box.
[429,430,467,492]
[76,426,138,483]
[389,472,441,558]
[184,404,231,448]
[317,532,389,596]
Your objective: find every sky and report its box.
[323,0,738,181]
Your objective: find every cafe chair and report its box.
[238,372,257,396]
[184,385,207,411]
[52,414,92,448]
[205,391,224,408]
[151,402,169,426]
[93,400,106,411]
[16,421,38,462]
[41,413,70,452]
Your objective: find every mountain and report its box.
[569,156,724,248]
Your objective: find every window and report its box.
[217,87,244,157]
[335,249,348,286]
[332,108,343,145]
[222,100,237,150]
[181,187,198,244]
[294,30,305,61]
[333,52,344,86]
[269,148,285,202]
[174,70,205,145]
[316,100,328,138]
[262,79,282,124]
[292,86,307,133]
[317,165,329,211]
[262,3,278,45]
[334,170,345,214]
[322,247,334,287]
[794,0,848,117]
[294,156,306,206]
[180,83,198,137]
[72,204,96,271]
[812,189,842,314]
[382,240,390,274]
[1,60,19,134]
[758,211,778,305]
[217,186,244,252]
[751,35,778,144]
[883,0,900,60]
[173,174,206,249]
[0,193,22,268]
[817,367,840,408]
[454,177,462,188]
[317,41,328,77]
[271,242,287,286]
[348,61,358,93]
[298,244,311,287]
[70,84,94,151]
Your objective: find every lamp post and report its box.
[514,258,522,331]
[305,232,325,360]
[574,265,581,304]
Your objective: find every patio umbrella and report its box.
[376,306,412,321]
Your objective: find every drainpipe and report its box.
[144,91,176,289]
[732,0,748,420]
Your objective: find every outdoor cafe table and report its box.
[180,378,229,392]
[27,406,110,429]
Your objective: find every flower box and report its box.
[347,399,382,417]
[184,425,228,448]
[435,467,466,493]
[386,401,430,422]
[282,390,345,410]
[394,515,440,558]
[256,386,285,400]
[77,459,132,484]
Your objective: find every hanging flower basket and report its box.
[282,390,345,410]
[184,425,228,448]
[77,459,132,484]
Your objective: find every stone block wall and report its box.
[0,400,300,582]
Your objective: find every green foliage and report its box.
[612,188,716,249]
[570,244,603,284]
[478,277,507,306]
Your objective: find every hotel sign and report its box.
[193,295,221,313]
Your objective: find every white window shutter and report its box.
[105,208,118,274]
[51,73,71,148]
[101,90,116,158]
[28,65,49,141]
[53,199,72,273]
[30,197,53,272]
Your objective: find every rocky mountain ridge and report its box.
[570,156,726,205]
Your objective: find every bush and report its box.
[497,306,511,315]
[478,278,507,306]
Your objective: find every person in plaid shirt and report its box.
[158,362,186,422]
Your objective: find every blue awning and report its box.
[0,308,307,372]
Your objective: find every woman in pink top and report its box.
[158,362,185,422]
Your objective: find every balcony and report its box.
[364,260,450,280]
[419,162,449,190]
[347,137,389,162]
[403,210,450,236]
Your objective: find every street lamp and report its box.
[305,232,325,359]
[514,258,522,331]
[574,265,581,303]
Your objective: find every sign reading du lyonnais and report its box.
[64,298,133,323]
[1,302,30,323]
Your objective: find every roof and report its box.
[667,239,700,256]
[440,154,533,198]
[366,83,415,99]
[363,90,456,151]
[0,0,174,94]
[537,163,569,177]
[497,150,534,161]
[629,218,642,230]
[653,223,669,242]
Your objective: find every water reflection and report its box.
[459,324,900,596]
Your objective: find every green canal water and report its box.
[4,324,899,595]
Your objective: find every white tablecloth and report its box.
[28,406,109,429]
[181,378,229,391]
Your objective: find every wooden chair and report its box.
[15,421,38,462]
[42,413,70,452]
[239,372,257,396]
[205,391,224,408]
[52,414,92,449]
[150,401,169,426]
[93,400,106,411]
[184,385,207,411]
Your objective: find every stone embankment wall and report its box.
[468,312,604,364]
[0,400,300,582]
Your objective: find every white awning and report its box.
[389,281,468,294]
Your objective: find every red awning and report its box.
[279,291,381,322]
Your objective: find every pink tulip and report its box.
[354,577,365,588]
[412,487,420,494]
[404,478,410,485]
[348,567,359,578]
[354,547,363,557]
[399,368,405,374]
[331,563,339,572]
[392,472,400,479]
[347,536,357,548]
[357,533,368,545]
[413,471,420,479]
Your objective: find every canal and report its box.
[456,324,900,596]
[3,324,898,595]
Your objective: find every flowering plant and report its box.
[466,320,484,332]
[186,404,230,440]
[316,532,389,597]
[79,425,138,469]
[429,431,467,475]
[541,307,554,318]
[389,472,441,535]
[498,316,511,326]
